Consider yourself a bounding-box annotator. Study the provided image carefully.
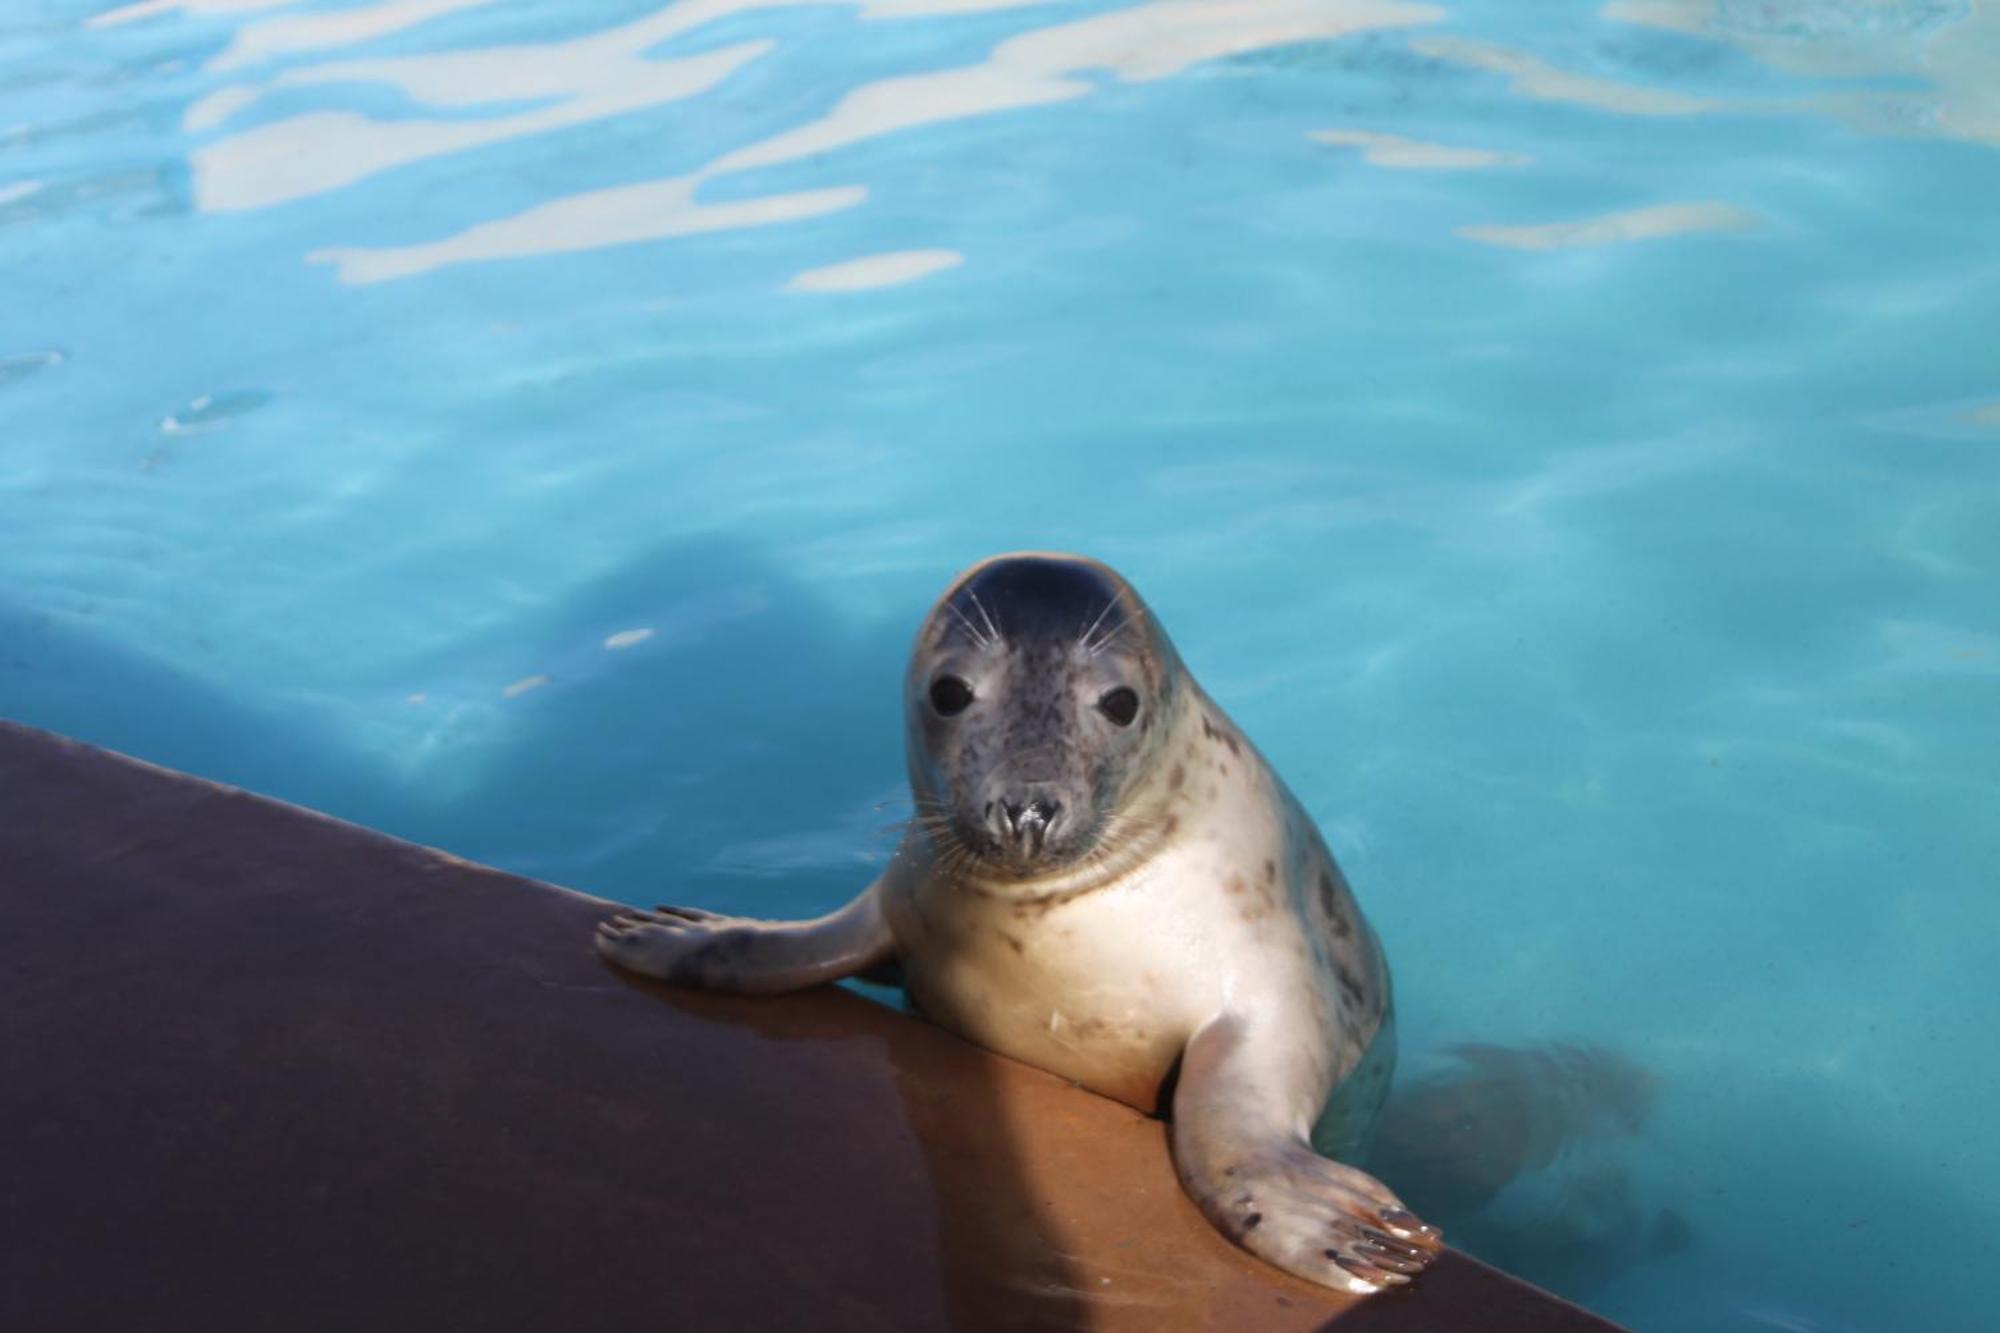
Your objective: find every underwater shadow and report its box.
[1359,1041,1687,1302]
[417,536,911,917]
[0,596,404,831]
[442,536,1084,1326]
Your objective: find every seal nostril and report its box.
[1000,798,1061,844]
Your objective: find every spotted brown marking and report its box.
[1335,962,1367,1011]
[1162,813,1179,836]
[1201,712,1244,757]
[999,931,1026,955]
[1263,859,1277,884]
[1319,868,1353,939]
[1226,875,1247,897]
[1169,761,1187,791]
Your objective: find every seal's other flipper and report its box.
[595,881,893,996]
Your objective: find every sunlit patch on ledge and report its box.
[1309,128,1529,169]
[1457,201,1757,251]
[1411,35,1716,116]
[785,249,964,292]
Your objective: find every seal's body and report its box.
[597,553,1440,1292]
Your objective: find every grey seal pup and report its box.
[596,552,1441,1292]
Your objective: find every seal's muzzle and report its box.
[994,796,1063,860]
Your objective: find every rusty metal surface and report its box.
[0,720,1622,1332]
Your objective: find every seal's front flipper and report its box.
[1170,1013,1443,1294]
[595,881,893,996]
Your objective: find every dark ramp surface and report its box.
[0,720,1623,1332]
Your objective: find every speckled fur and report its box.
[595,552,1441,1294]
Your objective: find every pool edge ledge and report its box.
[0,718,1625,1332]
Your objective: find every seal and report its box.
[596,552,1442,1293]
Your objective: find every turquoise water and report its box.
[4,0,1997,1326]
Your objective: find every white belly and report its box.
[890,840,1326,1113]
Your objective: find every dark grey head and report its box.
[905,552,1184,879]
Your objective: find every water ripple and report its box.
[286,0,1440,282]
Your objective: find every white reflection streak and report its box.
[1411,34,1715,116]
[207,0,495,72]
[785,248,964,290]
[298,0,1440,283]
[195,41,774,211]
[186,0,1058,196]
[1458,200,1756,250]
[186,0,827,211]
[312,178,868,284]
[185,86,262,133]
[703,63,1089,178]
[90,0,291,28]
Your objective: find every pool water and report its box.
[4,0,1997,1327]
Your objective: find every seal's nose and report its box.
[998,797,1062,858]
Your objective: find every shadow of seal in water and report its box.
[1363,1042,1690,1296]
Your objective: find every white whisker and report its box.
[967,590,1004,646]
[1086,613,1129,657]
[1077,598,1118,653]
[946,600,993,649]
[1090,603,1148,656]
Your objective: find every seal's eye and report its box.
[929,674,974,717]
[1097,686,1140,727]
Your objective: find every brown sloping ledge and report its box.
[0,720,1624,1333]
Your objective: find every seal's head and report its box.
[906,552,1185,881]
